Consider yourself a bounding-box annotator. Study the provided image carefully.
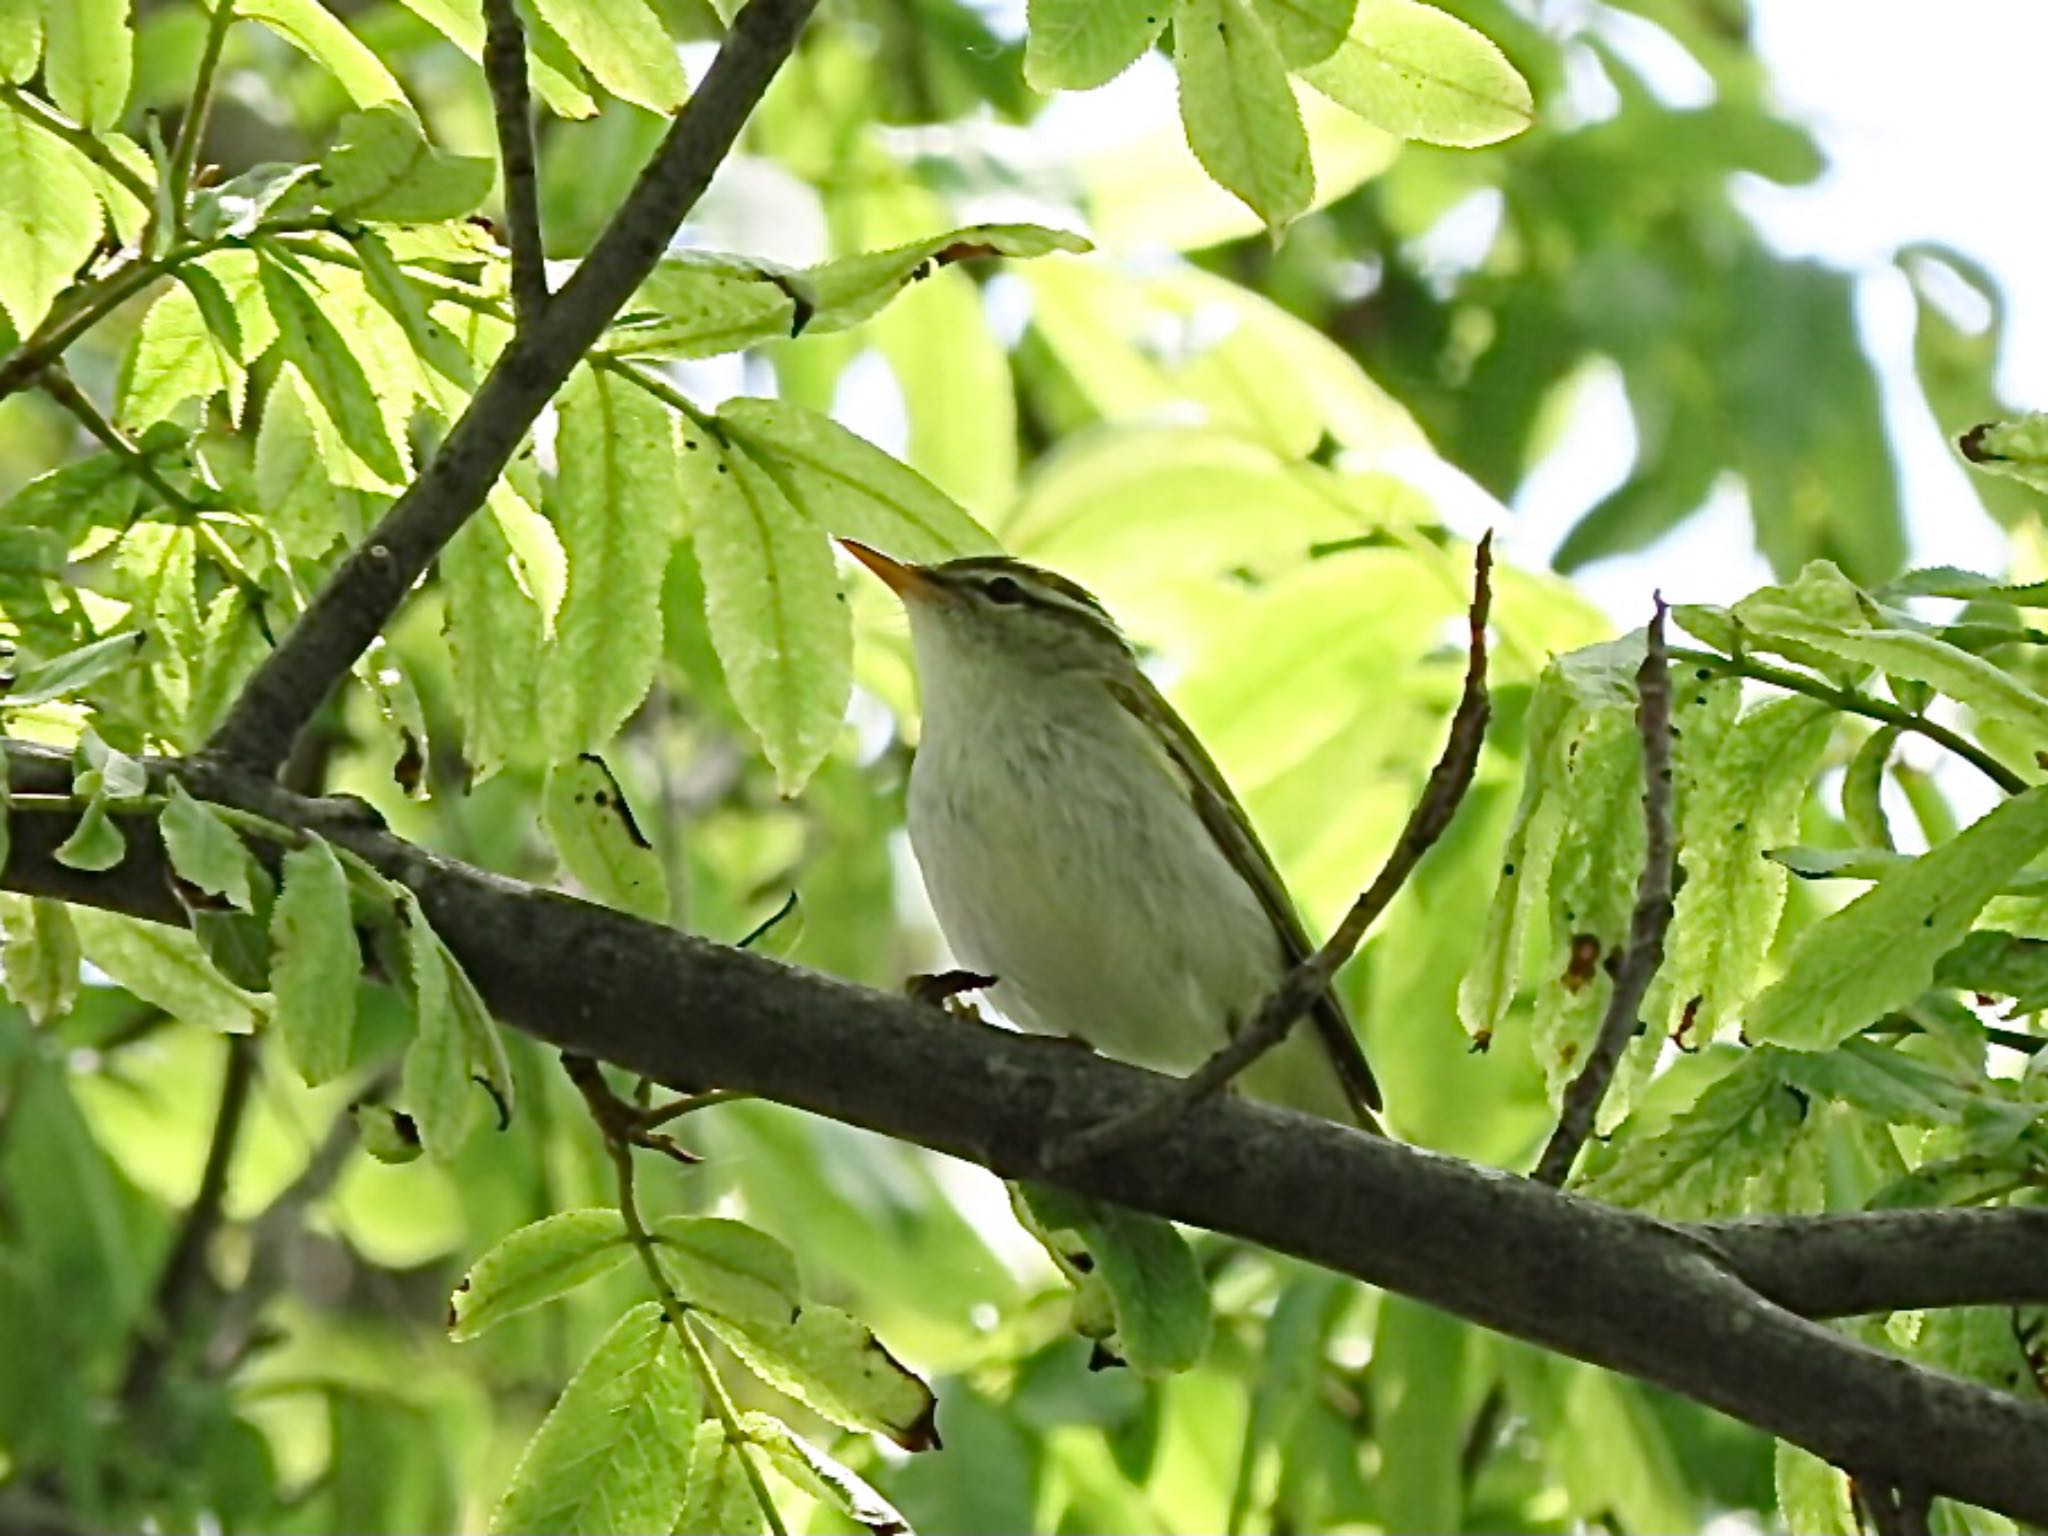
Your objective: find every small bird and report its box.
[843,541,1380,1130]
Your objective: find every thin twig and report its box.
[573,1062,788,1536]
[36,364,204,516]
[1,85,156,204]
[120,1031,257,1409]
[204,0,823,777]
[479,0,548,323]
[1532,599,1676,1187]
[1052,533,1494,1168]
[0,218,331,402]
[1670,645,2026,797]
[163,0,240,243]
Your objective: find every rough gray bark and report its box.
[8,741,2048,1525]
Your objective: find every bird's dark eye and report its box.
[984,576,1025,605]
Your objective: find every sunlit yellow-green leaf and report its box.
[1173,0,1313,232]
[490,1302,699,1535]
[1025,0,1166,89]
[683,435,851,795]
[1303,0,1534,147]
[537,366,680,758]
[531,0,688,112]
[1749,787,2048,1050]
[542,754,668,921]
[270,836,360,1086]
[44,0,131,130]
[239,0,409,106]
[0,102,101,337]
[451,1210,633,1340]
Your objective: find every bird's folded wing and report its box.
[1107,674,1382,1121]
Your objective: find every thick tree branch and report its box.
[479,0,548,323]
[7,739,2048,1524]
[202,0,821,776]
[1533,601,1675,1185]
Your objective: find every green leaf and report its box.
[1936,929,2048,1011]
[188,160,320,240]
[738,1412,912,1536]
[44,0,131,131]
[72,907,265,1033]
[490,1302,700,1536]
[1173,0,1312,232]
[703,1305,939,1451]
[0,0,41,84]
[1303,0,1534,147]
[1776,1443,1857,1536]
[1888,565,2048,607]
[160,781,257,913]
[538,367,679,758]
[8,630,147,706]
[1774,1039,1985,1129]
[542,754,669,922]
[675,1421,768,1536]
[270,836,360,1086]
[442,496,545,777]
[450,1210,633,1340]
[1842,725,1898,850]
[444,936,514,1126]
[1960,413,2048,496]
[238,0,409,106]
[796,224,1092,335]
[54,795,125,872]
[319,104,495,224]
[1015,1184,1212,1375]
[682,434,851,795]
[258,256,407,483]
[1660,698,1833,1043]
[605,227,1086,361]
[255,368,368,557]
[1782,624,2048,755]
[717,397,999,563]
[1024,0,1167,89]
[1,896,80,1023]
[1253,0,1354,65]
[650,1215,800,1332]
[352,1102,424,1164]
[1579,1052,1803,1216]
[531,0,687,112]
[355,227,477,401]
[1748,786,2048,1050]
[0,102,102,336]
[399,895,474,1159]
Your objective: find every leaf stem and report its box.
[598,1105,788,1536]
[165,0,241,244]
[0,84,155,204]
[1670,645,2028,796]
[35,364,204,516]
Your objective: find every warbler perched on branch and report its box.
[843,541,1380,1130]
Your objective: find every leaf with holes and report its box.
[542,754,668,922]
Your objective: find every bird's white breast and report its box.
[906,659,1281,1077]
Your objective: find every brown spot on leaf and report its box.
[1563,933,1601,992]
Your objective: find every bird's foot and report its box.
[907,969,997,1023]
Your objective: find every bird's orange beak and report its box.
[839,539,934,599]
